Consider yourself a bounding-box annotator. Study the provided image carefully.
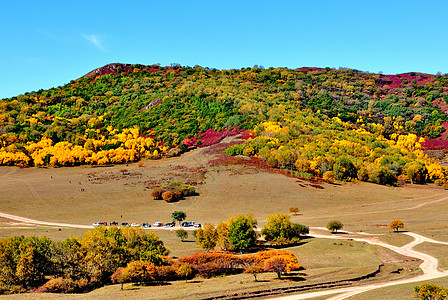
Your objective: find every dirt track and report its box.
[1,211,447,299]
[270,229,448,300]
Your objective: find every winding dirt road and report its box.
[271,229,448,300]
[1,212,448,299]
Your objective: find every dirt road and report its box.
[1,211,448,299]
[270,229,448,300]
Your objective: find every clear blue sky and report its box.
[1,0,447,99]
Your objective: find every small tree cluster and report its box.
[195,214,258,253]
[177,249,300,280]
[151,182,196,202]
[262,213,308,245]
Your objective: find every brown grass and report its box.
[1,138,448,298]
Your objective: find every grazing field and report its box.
[1,138,448,299]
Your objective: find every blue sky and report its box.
[1,0,447,99]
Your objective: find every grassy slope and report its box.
[1,138,448,298]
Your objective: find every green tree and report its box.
[327,220,343,233]
[176,229,188,242]
[228,215,258,252]
[195,223,217,251]
[262,213,307,244]
[171,211,187,226]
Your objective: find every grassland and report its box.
[1,138,448,299]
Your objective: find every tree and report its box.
[327,220,343,233]
[123,261,157,285]
[262,213,307,244]
[262,255,300,279]
[176,229,188,242]
[216,221,232,251]
[175,263,194,282]
[414,283,448,299]
[244,265,263,282]
[195,223,217,251]
[172,211,187,226]
[289,207,299,215]
[111,267,128,290]
[228,215,258,252]
[389,219,404,232]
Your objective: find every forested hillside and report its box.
[1,63,448,185]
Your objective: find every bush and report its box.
[35,277,89,293]
[162,191,175,202]
[151,188,163,200]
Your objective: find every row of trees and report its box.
[226,117,448,186]
[193,213,308,252]
[0,227,169,294]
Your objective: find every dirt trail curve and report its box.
[270,229,448,300]
[0,212,93,229]
[1,212,448,299]
[0,212,198,231]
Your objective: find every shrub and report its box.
[151,188,163,200]
[35,277,89,293]
[414,283,448,299]
[162,191,175,202]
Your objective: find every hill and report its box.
[1,63,448,185]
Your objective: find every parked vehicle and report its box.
[110,221,118,226]
[141,223,151,228]
[182,221,196,227]
[164,222,175,227]
[93,222,107,227]
[193,223,202,228]
[153,222,163,227]
[120,222,130,226]
[130,223,140,227]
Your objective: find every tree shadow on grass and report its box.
[280,276,306,282]
[187,280,203,284]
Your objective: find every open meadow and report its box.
[1,137,448,299]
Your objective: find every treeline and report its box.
[1,64,448,186]
[193,213,309,252]
[226,112,448,186]
[0,227,168,294]
[0,222,303,294]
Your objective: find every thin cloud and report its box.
[35,29,59,41]
[83,34,106,51]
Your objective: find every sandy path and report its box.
[0,212,199,231]
[270,229,448,300]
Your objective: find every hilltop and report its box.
[1,63,448,186]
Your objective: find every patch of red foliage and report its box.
[182,128,253,149]
[421,122,448,150]
[376,73,434,90]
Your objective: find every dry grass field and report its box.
[1,137,448,299]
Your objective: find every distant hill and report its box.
[1,63,448,185]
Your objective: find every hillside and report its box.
[1,63,448,185]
